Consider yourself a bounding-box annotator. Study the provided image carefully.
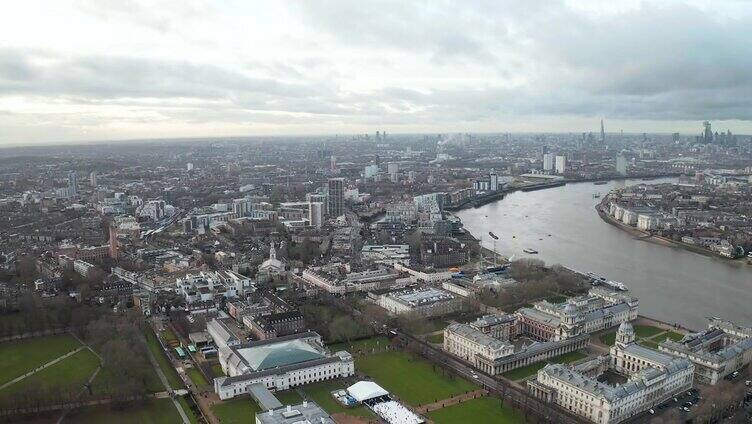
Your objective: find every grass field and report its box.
[420,319,449,334]
[327,336,390,355]
[211,363,225,377]
[274,390,303,405]
[0,334,81,385]
[356,351,477,406]
[600,325,682,348]
[64,399,185,424]
[502,351,588,381]
[426,333,444,344]
[161,328,178,343]
[599,331,616,345]
[298,380,372,418]
[187,367,208,387]
[1,348,100,400]
[663,331,685,342]
[633,325,664,338]
[212,396,261,424]
[145,329,184,390]
[638,340,660,349]
[427,397,523,424]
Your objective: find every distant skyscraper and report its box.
[308,202,323,228]
[89,171,97,187]
[555,156,567,174]
[703,121,713,144]
[543,153,555,171]
[364,164,379,179]
[489,169,499,191]
[327,178,345,218]
[600,119,606,144]
[387,162,399,182]
[187,162,194,171]
[68,171,78,196]
[616,155,628,176]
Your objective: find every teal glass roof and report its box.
[239,340,324,371]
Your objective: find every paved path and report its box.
[145,334,191,424]
[415,389,488,414]
[0,346,85,391]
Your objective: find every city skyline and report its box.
[2,0,752,145]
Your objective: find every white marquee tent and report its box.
[347,381,389,403]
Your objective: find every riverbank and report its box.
[595,203,751,264]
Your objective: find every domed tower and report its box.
[563,301,578,326]
[615,321,635,348]
[558,300,582,339]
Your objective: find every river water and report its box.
[456,178,752,330]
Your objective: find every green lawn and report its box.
[274,389,303,405]
[599,331,616,345]
[212,396,261,424]
[356,351,477,406]
[420,319,449,334]
[0,334,81,385]
[211,363,225,377]
[187,367,208,387]
[298,380,372,418]
[145,329,184,390]
[502,351,588,381]
[64,399,185,424]
[161,328,178,343]
[427,397,523,424]
[638,340,660,349]
[427,333,444,344]
[1,348,100,400]
[327,336,390,355]
[663,331,685,342]
[633,325,664,338]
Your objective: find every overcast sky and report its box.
[1,0,751,145]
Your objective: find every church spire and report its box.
[269,242,276,260]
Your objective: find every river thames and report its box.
[456,178,752,330]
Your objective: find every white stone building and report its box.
[214,332,354,400]
[373,287,463,318]
[658,317,752,384]
[443,314,588,376]
[529,322,694,424]
[516,288,638,342]
[176,270,255,303]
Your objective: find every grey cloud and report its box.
[3,0,752,144]
[0,50,321,101]
[294,1,500,63]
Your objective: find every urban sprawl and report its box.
[1,122,752,424]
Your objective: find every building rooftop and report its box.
[389,287,455,307]
[446,323,513,353]
[256,401,334,424]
